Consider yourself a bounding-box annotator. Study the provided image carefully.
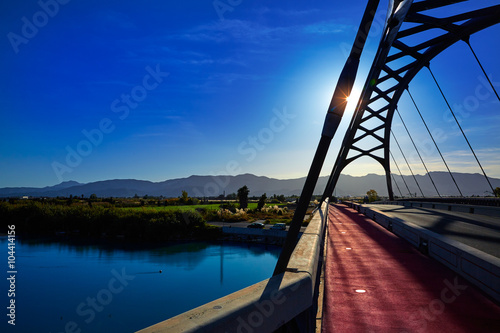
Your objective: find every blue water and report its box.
[0,237,281,333]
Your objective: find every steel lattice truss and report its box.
[324,0,500,200]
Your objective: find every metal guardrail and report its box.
[136,200,329,333]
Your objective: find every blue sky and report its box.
[1,0,499,188]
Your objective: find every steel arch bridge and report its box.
[274,0,500,275]
[323,0,500,201]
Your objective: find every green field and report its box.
[120,204,222,212]
[119,202,286,212]
[0,199,301,240]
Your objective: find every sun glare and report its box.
[346,94,355,104]
[346,87,362,106]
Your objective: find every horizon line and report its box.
[1,170,495,189]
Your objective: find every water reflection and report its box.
[17,237,280,271]
[3,237,281,333]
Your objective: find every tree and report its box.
[366,189,379,203]
[257,193,267,211]
[493,187,500,197]
[180,190,189,204]
[90,193,97,200]
[237,185,250,209]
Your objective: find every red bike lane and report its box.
[322,204,500,332]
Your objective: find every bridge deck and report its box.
[365,204,500,258]
[322,204,500,332]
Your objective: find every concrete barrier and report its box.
[349,202,500,303]
[136,200,329,333]
[377,200,500,218]
[222,227,289,238]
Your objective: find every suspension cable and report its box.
[391,173,404,198]
[391,130,424,197]
[407,87,464,197]
[427,65,495,196]
[464,37,500,103]
[390,151,413,197]
[395,107,441,197]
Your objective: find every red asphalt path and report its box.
[322,204,500,333]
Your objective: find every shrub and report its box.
[1,201,210,242]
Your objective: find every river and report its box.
[0,237,281,333]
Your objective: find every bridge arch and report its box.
[323,0,500,200]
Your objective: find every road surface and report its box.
[322,204,500,332]
[366,204,500,258]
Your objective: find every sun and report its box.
[346,94,356,104]
[346,86,362,106]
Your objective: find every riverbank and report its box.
[1,201,220,242]
[1,199,301,243]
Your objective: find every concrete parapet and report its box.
[377,200,500,218]
[222,227,289,238]
[350,202,500,304]
[136,271,311,333]
[136,200,329,333]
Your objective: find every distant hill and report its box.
[0,172,498,198]
[0,180,82,197]
[335,172,500,197]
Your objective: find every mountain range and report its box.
[1,172,498,198]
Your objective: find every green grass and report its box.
[266,218,292,225]
[0,201,216,241]
[120,204,222,212]
[0,200,295,240]
[119,202,284,212]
